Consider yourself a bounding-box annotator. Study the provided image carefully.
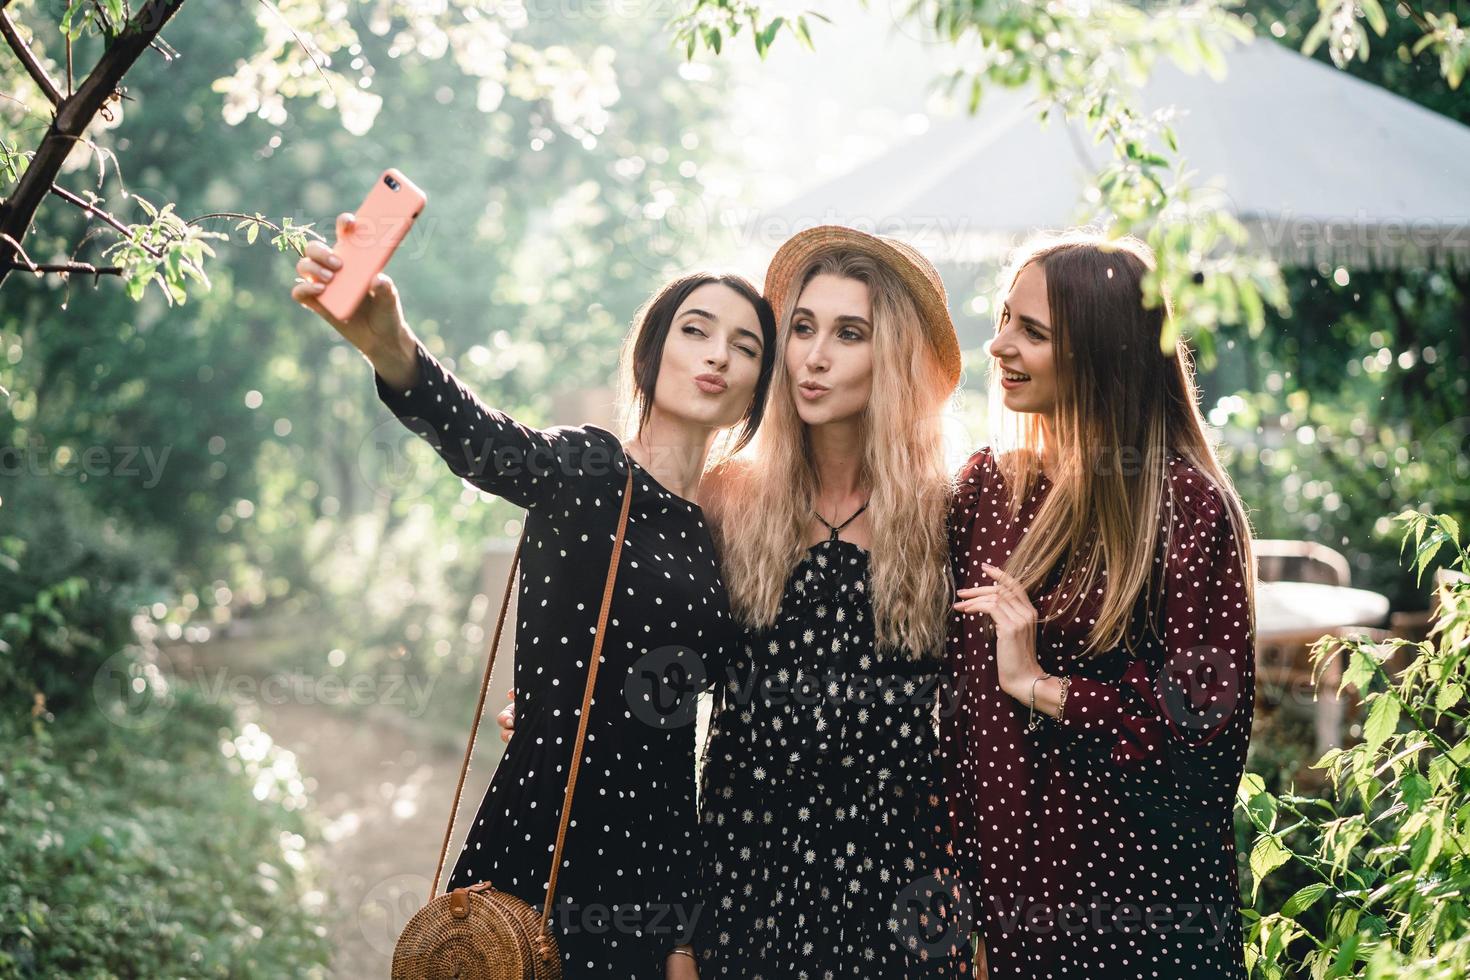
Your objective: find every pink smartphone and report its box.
[319,167,428,321]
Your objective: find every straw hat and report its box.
[762,225,962,390]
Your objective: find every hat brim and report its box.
[762,225,962,391]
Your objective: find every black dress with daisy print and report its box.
[692,536,970,977]
[372,336,735,978]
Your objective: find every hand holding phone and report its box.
[291,168,426,361]
[318,168,426,321]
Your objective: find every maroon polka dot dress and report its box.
[942,446,1253,979]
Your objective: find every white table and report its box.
[1256,580,1391,642]
[1255,580,1391,754]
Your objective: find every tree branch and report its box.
[0,0,187,291]
[49,182,163,259]
[0,10,63,108]
[3,260,123,276]
[1396,1,1435,34]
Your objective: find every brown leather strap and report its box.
[430,451,637,938]
[541,456,635,924]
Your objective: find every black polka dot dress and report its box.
[374,338,732,978]
[943,446,1253,979]
[694,536,971,977]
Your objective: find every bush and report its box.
[0,485,332,977]
[1238,510,1470,977]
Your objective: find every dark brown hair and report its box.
[621,272,777,456]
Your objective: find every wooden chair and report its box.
[1251,540,1365,760]
[1254,539,1352,587]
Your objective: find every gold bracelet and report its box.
[1025,673,1052,733]
[669,947,696,959]
[1057,675,1072,723]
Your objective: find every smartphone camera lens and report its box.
[384,174,400,191]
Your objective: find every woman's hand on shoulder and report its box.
[665,945,699,979]
[496,689,515,743]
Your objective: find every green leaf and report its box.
[1250,834,1291,901]
[1402,771,1432,811]
[60,0,89,39]
[1301,17,1332,58]
[1410,818,1443,872]
[794,16,815,51]
[756,17,784,56]
[1341,649,1375,695]
[1360,0,1388,35]
[1282,882,1330,918]
[1437,682,1464,714]
[1415,530,1448,585]
[1363,695,1400,752]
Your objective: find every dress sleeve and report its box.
[373,335,603,511]
[1054,475,1253,816]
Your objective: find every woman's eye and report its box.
[1026,326,1044,341]
[737,346,758,358]
[1000,309,1010,326]
[681,324,705,337]
[839,329,861,341]
[792,321,812,334]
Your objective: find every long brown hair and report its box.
[711,249,954,656]
[989,230,1256,656]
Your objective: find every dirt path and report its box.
[167,627,491,977]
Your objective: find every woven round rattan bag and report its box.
[391,882,563,979]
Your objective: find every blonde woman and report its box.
[692,228,970,977]
[493,229,972,975]
[946,231,1256,978]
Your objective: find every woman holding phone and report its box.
[292,211,778,979]
[945,231,1256,978]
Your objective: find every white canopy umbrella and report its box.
[768,36,1470,270]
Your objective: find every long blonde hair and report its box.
[988,229,1256,656]
[709,249,955,656]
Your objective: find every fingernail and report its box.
[319,269,334,280]
[327,256,342,269]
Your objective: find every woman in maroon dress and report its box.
[944,231,1257,979]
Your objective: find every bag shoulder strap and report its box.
[431,450,637,933]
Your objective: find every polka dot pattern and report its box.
[941,446,1253,979]
[695,537,970,977]
[375,339,732,977]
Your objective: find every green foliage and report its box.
[1237,511,1470,977]
[0,483,331,977]
[1301,0,1469,89]
[669,0,827,58]
[0,694,332,978]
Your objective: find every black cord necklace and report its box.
[813,497,870,543]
